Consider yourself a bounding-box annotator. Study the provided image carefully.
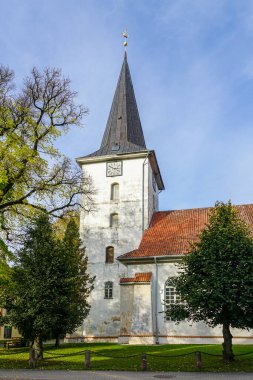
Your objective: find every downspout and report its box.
[142,151,149,233]
[154,257,159,344]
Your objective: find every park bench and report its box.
[4,338,23,349]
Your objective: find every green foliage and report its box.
[166,201,253,361]
[53,211,80,240]
[0,65,93,240]
[3,215,94,343]
[0,238,13,309]
[4,215,61,340]
[52,219,95,340]
[168,201,253,328]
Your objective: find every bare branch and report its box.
[0,66,93,243]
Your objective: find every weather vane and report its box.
[123,30,128,51]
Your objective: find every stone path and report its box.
[0,370,252,380]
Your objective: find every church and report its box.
[67,52,253,345]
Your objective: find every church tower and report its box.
[74,52,164,342]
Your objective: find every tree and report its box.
[4,215,61,357]
[0,65,93,240]
[52,219,94,347]
[167,202,253,362]
[0,239,13,308]
[4,214,94,357]
[53,210,79,240]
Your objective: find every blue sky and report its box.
[1,0,253,211]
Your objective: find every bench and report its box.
[4,338,23,349]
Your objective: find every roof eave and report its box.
[148,150,165,190]
[117,254,184,264]
[76,150,149,166]
[120,281,151,285]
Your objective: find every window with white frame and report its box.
[164,278,181,321]
[104,281,113,299]
[111,183,119,201]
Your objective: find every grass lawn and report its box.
[0,343,253,372]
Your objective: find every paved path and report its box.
[0,370,252,380]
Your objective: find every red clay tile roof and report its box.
[120,272,152,284]
[118,204,253,259]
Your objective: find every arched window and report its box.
[164,278,181,321]
[106,246,114,263]
[104,281,113,299]
[111,183,119,201]
[110,213,118,227]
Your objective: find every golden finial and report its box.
[123,30,128,51]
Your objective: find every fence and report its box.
[1,346,253,371]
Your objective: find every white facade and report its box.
[68,152,159,341]
[119,261,253,345]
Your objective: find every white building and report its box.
[68,53,253,345]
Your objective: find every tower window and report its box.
[106,246,114,263]
[110,213,118,227]
[104,281,113,299]
[111,183,119,201]
[164,278,181,321]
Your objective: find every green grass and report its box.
[0,343,253,372]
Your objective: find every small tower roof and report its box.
[87,53,147,157]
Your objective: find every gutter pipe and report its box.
[142,151,150,233]
[154,257,159,344]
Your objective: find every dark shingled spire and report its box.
[87,53,147,157]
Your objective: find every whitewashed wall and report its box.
[124,262,253,344]
[67,154,156,342]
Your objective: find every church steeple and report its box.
[87,53,147,157]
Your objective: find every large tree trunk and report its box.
[222,323,234,362]
[34,336,43,360]
[55,334,60,348]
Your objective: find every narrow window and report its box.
[106,246,114,263]
[110,213,118,227]
[164,278,181,321]
[4,326,12,339]
[104,281,113,299]
[111,183,119,201]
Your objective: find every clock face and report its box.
[106,161,122,177]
